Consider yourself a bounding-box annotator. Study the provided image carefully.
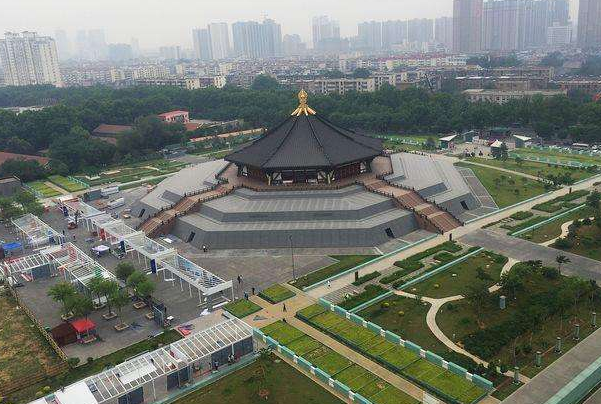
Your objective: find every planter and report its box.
[114,323,129,332]
[145,312,155,320]
[82,335,97,344]
[94,302,106,310]
[103,312,117,320]
[133,301,147,309]
[61,312,74,321]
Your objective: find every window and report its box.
[138,209,145,218]
[385,228,395,238]
[460,201,469,210]
[187,232,196,243]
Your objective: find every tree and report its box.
[556,255,571,274]
[115,262,135,282]
[465,282,489,322]
[500,270,525,299]
[110,289,130,328]
[135,280,156,300]
[515,156,524,167]
[425,137,437,150]
[48,282,77,316]
[0,159,46,182]
[69,294,95,336]
[251,74,280,91]
[587,191,601,210]
[86,276,106,307]
[126,271,146,289]
[100,280,120,317]
[476,267,493,282]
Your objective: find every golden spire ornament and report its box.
[291,89,316,116]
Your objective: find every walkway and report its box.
[458,159,542,181]
[459,229,601,283]
[306,173,601,300]
[540,217,595,247]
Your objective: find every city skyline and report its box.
[2,0,488,48]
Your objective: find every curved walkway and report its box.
[395,258,530,383]
[540,217,594,247]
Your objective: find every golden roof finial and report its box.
[291,89,316,116]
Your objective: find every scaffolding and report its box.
[11,213,65,248]
[2,252,51,280]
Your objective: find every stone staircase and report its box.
[362,179,462,234]
[138,185,234,237]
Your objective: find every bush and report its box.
[352,271,381,286]
[67,357,80,367]
[339,284,387,310]
[510,211,534,220]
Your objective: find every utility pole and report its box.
[289,235,296,281]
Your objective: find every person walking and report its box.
[327,280,331,288]
[283,303,287,312]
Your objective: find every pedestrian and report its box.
[62,229,65,236]
[72,234,76,241]
[327,280,331,288]
[202,245,207,253]
[244,291,248,300]
[251,287,255,295]
[283,303,287,312]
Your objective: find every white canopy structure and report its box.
[12,213,65,248]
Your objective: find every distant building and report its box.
[312,16,343,52]
[435,17,454,50]
[453,0,483,52]
[578,0,601,47]
[136,76,225,90]
[0,176,21,197]
[158,111,190,124]
[482,0,520,51]
[192,28,212,61]
[208,23,230,60]
[382,20,408,50]
[0,32,62,87]
[0,151,49,167]
[107,43,133,62]
[554,79,601,95]
[158,46,182,60]
[282,34,306,55]
[232,19,283,58]
[463,88,566,103]
[547,24,572,46]
[357,21,383,51]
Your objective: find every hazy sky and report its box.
[2,0,578,48]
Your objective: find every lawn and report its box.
[455,162,549,207]
[520,206,595,244]
[47,175,87,192]
[436,261,601,378]
[261,321,418,404]
[74,159,188,187]
[532,190,589,213]
[258,284,296,304]
[0,292,63,389]
[224,299,262,318]
[359,296,446,354]
[291,255,378,290]
[500,215,548,233]
[26,181,61,198]
[298,305,487,403]
[553,219,601,261]
[410,251,507,298]
[173,355,344,404]
[465,157,595,183]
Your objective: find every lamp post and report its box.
[289,235,296,281]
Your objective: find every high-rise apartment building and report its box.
[578,0,601,47]
[54,29,70,60]
[382,20,407,49]
[482,0,520,51]
[357,21,383,51]
[192,28,212,61]
[453,0,483,52]
[0,31,62,86]
[282,34,306,55]
[208,23,230,60]
[232,19,282,58]
[312,16,341,50]
[407,18,434,44]
[434,17,454,50]
[107,43,133,61]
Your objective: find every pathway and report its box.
[459,229,601,283]
[306,173,601,299]
[540,217,595,247]
[457,159,542,181]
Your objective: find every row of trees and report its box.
[0,190,44,220]
[2,81,601,177]
[47,262,156,331]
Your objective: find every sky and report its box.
[1,0,578,49]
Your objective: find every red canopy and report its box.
[70,318,96,333]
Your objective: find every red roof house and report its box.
[0,151,50,166]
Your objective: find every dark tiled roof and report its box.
[225,114,382,170]
[0,151,49,166]
[92,124,132,135]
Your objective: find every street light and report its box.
[289,235,296,281]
